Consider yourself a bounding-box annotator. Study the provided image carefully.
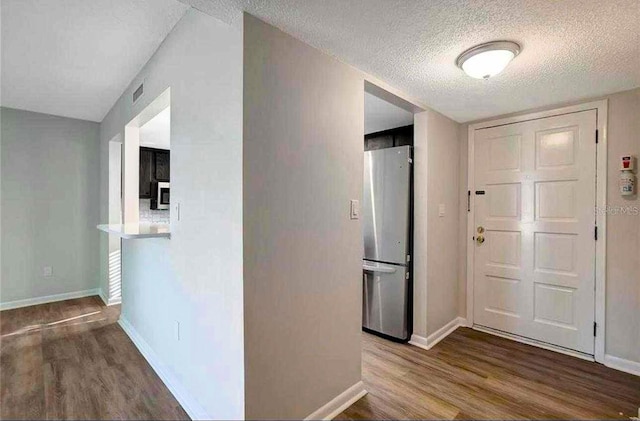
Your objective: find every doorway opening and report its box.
[361,84,415,343]
[122,88,171,225]
[466,100,608,361]
[102,88,171,305]
[138,106,171,224]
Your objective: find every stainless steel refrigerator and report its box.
[362,145,412,341]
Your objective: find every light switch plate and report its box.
[438,204,445,217]
[350,199,360,220]
[43,266,53,277]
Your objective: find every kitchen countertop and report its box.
[97,223,171,239]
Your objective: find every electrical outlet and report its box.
[43,266,53,277]
[438,204,446,217]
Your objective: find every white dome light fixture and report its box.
[456,41,521,79]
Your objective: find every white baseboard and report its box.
[305,381,367,420]
[118,317,210,420]
[0,288,100,311]
[604,354,640,377]
[409,317,467,351]
[98,289,121,306]
[98,290,108,306]
[408,333,430,350]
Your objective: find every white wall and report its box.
[139,106,171,150]
[364,91,414,135]
[412,109,461,338]
[0,108,100,306]
[243,14,363,419]
[99,9,244,419]
[458,87,640,366]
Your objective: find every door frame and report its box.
[466,99,608,363]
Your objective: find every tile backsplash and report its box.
[139,199,170,224]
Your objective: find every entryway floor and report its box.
[338,329,640,419]
[0,296,188,420]
[3,297,638,420]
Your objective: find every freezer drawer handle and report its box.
[362,263,397,273]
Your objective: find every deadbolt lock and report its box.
[476,235,485,244]
[477,226,485,234]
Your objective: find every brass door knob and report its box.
[476,235,485,244]
[477,226,485,234]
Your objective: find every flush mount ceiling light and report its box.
[456,41,521,79]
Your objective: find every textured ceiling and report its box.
[365,92,413,134]
[184,0,640,122]
[1,0,189,122]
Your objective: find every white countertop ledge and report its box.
[97,223,171,239]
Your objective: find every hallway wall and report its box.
[1,108,100,308]
[243,14,364,419]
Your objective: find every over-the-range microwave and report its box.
[152,182,170,210]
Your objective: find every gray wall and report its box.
[458,87,640,365]
[243,14,363,419]
[99,9,244,419]
[425,111,461,334]
[602,88,640,363]
[412,109,461,339]
[1,107,100,306]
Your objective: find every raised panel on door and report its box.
[474,124,528,333]
[528,112,596,353]
[473,110,597,355]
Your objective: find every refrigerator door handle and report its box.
[362,263,397,274]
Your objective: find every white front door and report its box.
[473,110,597,355]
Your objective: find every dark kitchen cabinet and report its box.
[139,147,170,198]
[139,149,154,198]
[364,125,413,151]
[365,134,394,150]
[393,126,413,147]
[155,150,170,181]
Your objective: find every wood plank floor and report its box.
[0,296,188,420]
[338,330,640,420]
[3,298,639,420]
